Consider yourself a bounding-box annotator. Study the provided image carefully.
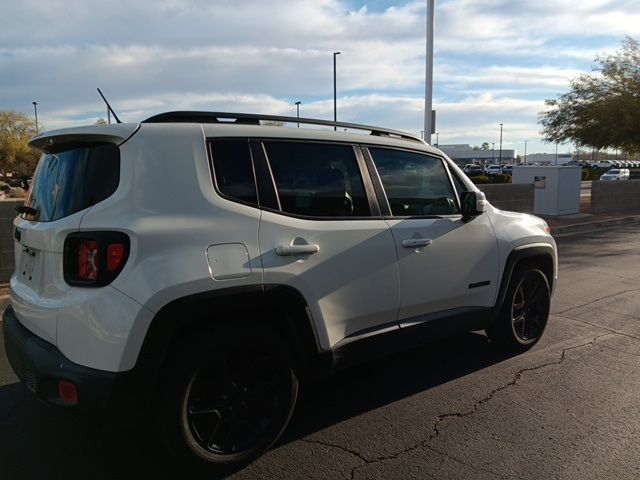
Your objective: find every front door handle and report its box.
[401,238,433,248]
[275,244,320,256]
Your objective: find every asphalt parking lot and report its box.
[2,224,640,479]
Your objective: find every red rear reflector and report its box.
[78,240,99,281]
[58,380,78,405]
[107,243,126,272]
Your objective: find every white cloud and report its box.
[1,0,637,153]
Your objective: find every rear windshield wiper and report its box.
[15,205,38,216]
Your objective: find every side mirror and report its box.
[460,191,487,217]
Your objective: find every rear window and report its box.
[22,143,120,222]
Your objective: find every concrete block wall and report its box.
[0,200,22,283]
[477,184,534,213]
[591,180,640,214]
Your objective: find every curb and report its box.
[551,215,640,237]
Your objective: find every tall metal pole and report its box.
[32,101,39,134]
[424,0,435,144]
[492,142,495,163]
[435,132,439,147]
[333,51,341,131]
[524,139,528,165]
[295,101,301,128]
[555,142,559,165]
[498,123,503,165]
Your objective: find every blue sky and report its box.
[1,0,639,154]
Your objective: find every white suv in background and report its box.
[4,112,557,472]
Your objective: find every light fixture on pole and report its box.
[498,123,503,165]
[524,139,528,165]
[32,101,39,134]
[333,51,341,131]
[294,101,301,128]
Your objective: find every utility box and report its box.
[512,166,581,216]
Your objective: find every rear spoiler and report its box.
[29,124,140,152]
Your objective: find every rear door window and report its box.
[264,142,370,217]
[23,143,120,222]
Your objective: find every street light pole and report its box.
[294,101,301,128]
[424,0,435,145]
[333,51,341,131]
[524,139,528,165]
[435,132,439,147]
[32,101,39,134]
[492,142,495,163]
[555,142,559,165]
[498,123,503,165]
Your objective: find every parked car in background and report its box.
[463,164,484,176]
[485,164,502,176]
[600,168,630,181]
[501,165,513,175]
[592,160,615,169]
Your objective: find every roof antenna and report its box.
[96,88,122,124]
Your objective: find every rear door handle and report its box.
[401,238,433,248]
[275,244,320,256]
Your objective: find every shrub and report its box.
[493,173,511,184]
[471,175,490,184]
[581,169,591,180]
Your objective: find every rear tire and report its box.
[155,321,298,472]
[486,266,550,352]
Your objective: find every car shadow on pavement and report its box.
[0,332,514,480]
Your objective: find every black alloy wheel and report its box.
[157,322,298,471]
[486,266,550,351]
[509,270,550,344]
[181,339,294,457]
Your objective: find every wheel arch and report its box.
[495,244,556,315]
[132,284,329,400]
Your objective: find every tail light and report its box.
[64,232,130,287]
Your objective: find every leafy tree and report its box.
[95,118,108,125]
[0,111,40,176]
[539,36,640,153]
[481,142,490,150]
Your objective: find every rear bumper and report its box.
[3,306,154,423]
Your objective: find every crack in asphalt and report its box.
[302,335,610,480]
[598,344,640,358]
[301,437,505,480]
[554,313,640,342]
[552,288,640,315]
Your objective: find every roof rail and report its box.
[142,111,424,143]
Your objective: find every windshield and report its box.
[22,143,120,222]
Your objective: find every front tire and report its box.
[486,266,550,352]
[156,322,298,472]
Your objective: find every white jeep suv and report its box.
[3,112,556,471]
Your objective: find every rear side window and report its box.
[23,143,120,222]
[209,140,258,205]
[264,142,370,217]
[369,147,459,216]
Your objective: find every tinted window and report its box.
[23,143,119,222]
[209,140,258,205]
[264,142,370,217]
[369,148,459,216]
